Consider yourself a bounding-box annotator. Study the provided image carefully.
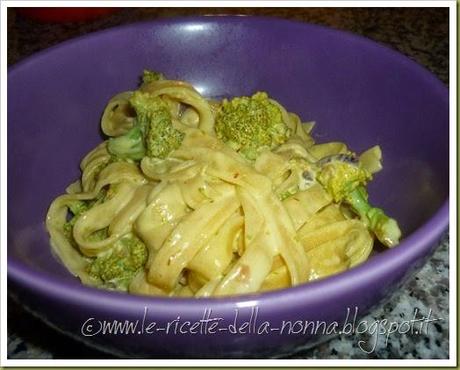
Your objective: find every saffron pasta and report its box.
[46,71,401,297]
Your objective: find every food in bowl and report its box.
[46,70,401,297]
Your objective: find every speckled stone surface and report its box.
[7,7,449,359]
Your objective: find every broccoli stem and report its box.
[345,186,401,247]
[107,125,146,161]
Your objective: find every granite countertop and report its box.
[7,7,449,359]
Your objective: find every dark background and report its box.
[8,7,449,84]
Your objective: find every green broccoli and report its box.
[87,233,148,291]
[129,91,184,159]
[107,125,146,161]
[316,160,371,203]
[215,92,291,160]
[316,159,401,247]
[346,186,401,247]
[63,200,89,242]
[63,189,107,243]
[141,69,165,85]
[107,91,184,160]
[68,200,89,216]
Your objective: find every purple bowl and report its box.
[8,16,448,358]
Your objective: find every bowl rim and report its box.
[7,15,449,310]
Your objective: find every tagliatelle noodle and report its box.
[46,78,380,297]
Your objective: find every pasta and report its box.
[46,71,401,297]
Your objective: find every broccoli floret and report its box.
[106,90,184,160]
[141,69,165,85]
[316,160,401,247]
[107,125,146,161]
[63,189,107,243]
[63,200,91,242]
[145,116,184,159]
[129,91,184,159]
[215,92,291,160]
[68,200,89,216]
[87,234,148,291]
[317,161,371,202]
